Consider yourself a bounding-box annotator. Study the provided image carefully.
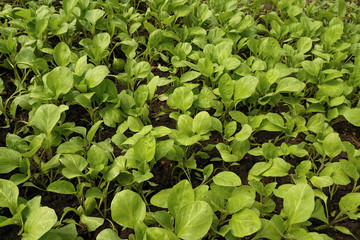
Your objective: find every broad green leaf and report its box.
[193,111,212,135]
[47,180,76,194]
[283,183,314,225]
[111,190,146,228]
[44,67,74,99]
[134,134,156,162]
[15,47,35,69]
[234,124,252,142]
[167,86,193,113]
[84,9,104,25]
[87,120,103,143]
[224,121,237,139]
[134,85,148,107]
[133,61,151,78]
[343,108,360,127]
[310,176,333,188]
[340,159,359,181]
[223,57,241,71]
[40,224,78,240]
[33,104,69,135]
[127,116,144,132]
[93,33,111,50]
[254,215,285,240]
[96,229,122,240]
[175,201,213,240]
[213,171,241,187]
[323,132,342,159]
[62,0,78,15]
[227,186,255,214]
[0,148,21,174]
[229,208,261,238]
[151,189,172,209]
[234,76,258,101]
[218,74,234,101]
[307,113,325,134]
[197,58,213,77]
[276,77,305,93]
[262,158,291,177]
[146,227,179,240]
[323,23,343,46]
[85,66,109,88]
[339,193,360,213]
[0,179,18,214]
[152,211,174,229]
[23,207,57,240]
[297,37,312,54]
[301,58,322,77]
[80,215,104,232]
[87,145,107,167]
[53,42,71,66]
[168,180,194,216]
[180,71,201,83]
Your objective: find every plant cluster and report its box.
[1,0,360,239]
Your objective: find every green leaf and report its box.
[151,189,172,209]
[254,215,285,240]
[47,180,76,194]
[223,57,241,71]
[96,229,122,240]
[53,42,71,67]
[323,132,342,159]
[133,61,151,79]
[84,9,105,25]
[87,120,103,143]
[180,71,201,83]
[15,47,35,69]
[134,134,156,162]
[213,171,241,187]
[193,111,212,135]
[276,77,305,93]
[85,66,109,88]
[23,207,57,240]
[219,74,234,101]
[168,180,194,216]
[310,176,333,188]
[40,224,78,240]
[80,215,104,232]
[152,211,174,229]
[33,104,69,135]
[197,58,213,77]
[44,67,74,99]
[339,193,360,213]
[323,23,343,46]
[111,190,146,228]
[297,37,312,54]
[175,201,213,240]
[87,145,107,167]
[234,76,258,101]
[262,158,291,177]
[229,208,261,238]
[62,0,78,15]
[0,148,21,174]
[146,228,179,240]
[343,108,360,127]
[167,86,194,113]
[283,183,314,225]
[227,186,255,214]
[234,124,252,142]
[301,58,322,77]
[0,179,18,214]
